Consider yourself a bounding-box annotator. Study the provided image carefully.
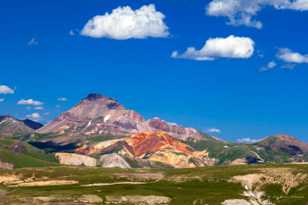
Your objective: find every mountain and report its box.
[61,131,214,168]
[254,135,308,162]
[189,134,308,164]
[2,93,304,167]
[37,93,203,144]
[0,115,42,139]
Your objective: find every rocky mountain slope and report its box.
[59,131,214,168]
[37,93,203,143]
[0,115,42,139]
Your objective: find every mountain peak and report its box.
[0,115,18,123]
[84,93,106,101]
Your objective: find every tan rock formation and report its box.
[55,152,97,167]
[99,153,131,168]
[105,195,171,205]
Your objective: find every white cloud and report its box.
[237,137,261,144]
[260,61,277,72]
[57,97,68,102]
[207,128,221,133]
[172,35,254,61]
[17,99,43,106]
[0,85,14,94]
[277,48,308,64]
[26,112,41,121]
[0,98,4,102]
[206,0,308,29]
[28,38,38,46]
[289,0,308,10]
[81,4,169,40]
[34,106,44,110]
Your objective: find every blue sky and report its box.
[1,0,308,142]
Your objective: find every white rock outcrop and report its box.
[55,153,97,167]
[100,153,131,168]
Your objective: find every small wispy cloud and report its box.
[34,106,44,110]
[237,137,262,144]
[17,99,43,106]
[69,30,75,36]
[0,85,15,94]
[207,128,221,134]
[206,0,308,29]
[0,98,4,102]
[57,97,68,102]
[26,112,41,121]
[277,48,308,64]
[259,61,277,72]
[28,38,39,46]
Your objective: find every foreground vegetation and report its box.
[0,164,308,205]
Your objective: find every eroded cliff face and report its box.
[75,131,213,168]
[37,93,203,143]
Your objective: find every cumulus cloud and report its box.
[0,98,4,102]
[206,0,308,29]
[277,48,308,64]
[289,0,308,10]
[57,97,68,102]
[207,128,221,133]
[172,35,254,61]
[17,99,43,106]
[81,4,169,40]
[237,137,262,144]
[0,85,14,94]
[26,112,41,121]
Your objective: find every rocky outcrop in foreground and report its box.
[99,153,131,168]
[55,153,97,167]
[105,195,171,205]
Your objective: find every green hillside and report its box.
[0,138,57,168]
[188,134,308,164]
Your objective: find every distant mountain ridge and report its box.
[0,115,43,138]
[1,93,308,168]
[188,134,308,164]
[38,93,203,143]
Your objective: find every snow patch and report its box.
[104,114,111,122]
